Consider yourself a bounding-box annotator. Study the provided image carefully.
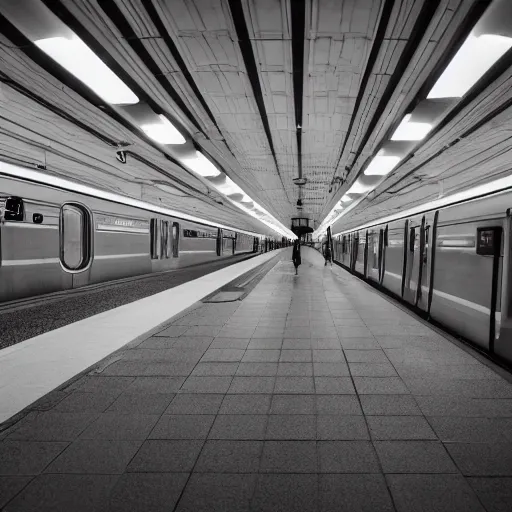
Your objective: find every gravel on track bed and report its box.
[0,253,260,349]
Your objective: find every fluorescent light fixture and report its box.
[34,36,139,105]
[347,180,374,194]
[391,114,432,141]
[340,195,352,203]
[214,177,243,196]
[364,154,401,176]
[141,115,186,144]
[428,32,512,99]
[181,151,220,177]
[0,162,266,236]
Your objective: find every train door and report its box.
[60,203,93,289]
[363,231,369,277]
[430,213,502,350]
[378,227,387,284]
[400,220,410,298]
[216,228,222,256]
[172,222,180,257]
[416,213,435,311]
[403,219,420,303]
[351,233,358,272]
[161,221,170,259]
[493,213,512,361]
[354,232,365,275]
[367,230,380,283]
[380,220,405,297]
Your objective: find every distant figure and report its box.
[292,240,301,275]
[324,242,332,266]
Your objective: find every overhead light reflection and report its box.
[215,177,242,196]
[141,115,185,144]
[364,154,401,176]
[347,181,374,194]
[181,151,220,177]
[391,114,432,141]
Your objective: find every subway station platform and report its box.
[1,247,512,512]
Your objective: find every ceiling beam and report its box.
[343,0,442,175]
[290,0,306,182]
[330,0,396,187]
[227,0,287,199]
[96,0,203,134]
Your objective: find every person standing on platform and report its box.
[292,239,301,275]
[324,241,332,267]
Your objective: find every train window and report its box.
[162,221,170,258]
[409,228,416,252]
[217,228,222,256]
[172,222,180,257]
[60,203,91,271]
[372,234,379,269]
[0,196,24,222]
[150,219,160,259]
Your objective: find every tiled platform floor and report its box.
[1,247,512,511]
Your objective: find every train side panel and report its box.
[0,176,264,304]
[89,212,153,284]
[0,200,71,302]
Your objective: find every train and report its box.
[0,174,286,304]
[327,189,512,366]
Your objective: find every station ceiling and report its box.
[0,0,511,237]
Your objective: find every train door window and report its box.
[424,226,430,263]
[377,229,384,269]
[409,227,416,252]
[60,203,91,271]
[172,222,180,257]
[150,219,160,259]
[162,221,170,258]
[372,232,379,269]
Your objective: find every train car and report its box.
[0,174,274,303]
[330,190,512,365]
